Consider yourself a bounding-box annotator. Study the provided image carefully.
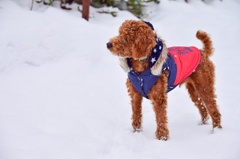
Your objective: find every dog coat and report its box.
[127,22,201,99]
[168,46,201,85]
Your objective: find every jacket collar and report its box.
[143,20,164,68]
[143,21,155,31]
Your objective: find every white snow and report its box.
[0,0,240,159]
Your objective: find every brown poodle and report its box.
[106,20,222,140]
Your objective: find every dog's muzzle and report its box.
[106,42,113,49]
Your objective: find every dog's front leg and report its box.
[149,71,169,140]
[126,79,143,132]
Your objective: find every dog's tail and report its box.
[196,30,214,58]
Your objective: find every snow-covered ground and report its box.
[0,0,240,159]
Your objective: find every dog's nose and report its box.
[106,42,113,49]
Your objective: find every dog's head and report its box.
[106,20,157,59]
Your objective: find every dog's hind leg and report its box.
[196,82,222,129]
[126,79,143,132]
[185,81,209,125]
[188,61,222,129]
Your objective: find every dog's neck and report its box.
[127,37,163,73]
[131,57,150,73]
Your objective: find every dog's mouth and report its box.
[106,41,132,58]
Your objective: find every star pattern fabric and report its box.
[126,37,163,98]
[149,37,163,68]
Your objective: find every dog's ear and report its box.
[132,25,156,59]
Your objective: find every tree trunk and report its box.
[30,0,34,10]
[82,0,90,21]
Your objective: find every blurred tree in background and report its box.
[91,0,160,18]
[34,0,222,20]
[35,0,160,19]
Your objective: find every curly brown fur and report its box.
[107,20,222,140]
[183,30,222,129]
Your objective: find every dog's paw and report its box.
[211,125,222,134]
[155,129,169,141]
[199,118,209,126]
[158,136,168,141]
[132,119,142,132]
[133,128,142,133]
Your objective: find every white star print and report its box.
[159,46,162,50]
[154,48,157,53]
[151,57,156,63]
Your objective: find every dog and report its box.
[106,20,222,140]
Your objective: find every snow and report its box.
[0,0,240,159]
